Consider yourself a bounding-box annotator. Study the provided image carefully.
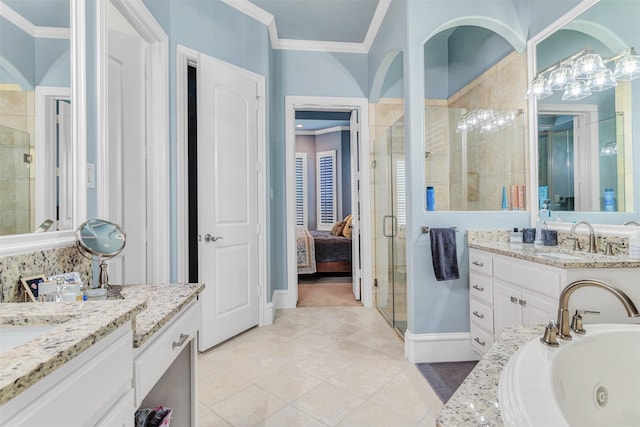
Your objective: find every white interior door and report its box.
[198,53,261,351]
[106,29,146,285]
[350,110,362,300]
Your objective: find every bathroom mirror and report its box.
[0,0,74,236]
[530,0,638,221]
[423,26,528,211]
[0,0,86,254]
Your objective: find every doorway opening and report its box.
[285,96,372,310]
[293,110,359,307]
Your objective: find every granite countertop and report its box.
[468,241,640,269]
[437,325,545,427]
[0,283,204,406]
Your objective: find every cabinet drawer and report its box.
[470,324,494,355]
[493,255,561,298]
[134,301,199,406]
[469,249,492,276]
[469,272,493,305]
[470,298,493,333]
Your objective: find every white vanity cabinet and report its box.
[469,246,640,356]
[469,249,495,354]
[0,324,134,427]
[133,299,200,427]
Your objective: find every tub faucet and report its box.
[623,220,640,226]
[556,279,640,340]
[569,221,597,253]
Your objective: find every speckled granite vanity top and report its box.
[468,241,640,268]
[0,283,204,406]
[437,325,544,427]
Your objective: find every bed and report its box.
[297,229,352,274]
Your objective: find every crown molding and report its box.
[221,0,389,54]
[0,0,70,39]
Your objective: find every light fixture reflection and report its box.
[600,142,618,156]
[527,46,640,101]
[456,109,520,133]
[613,48,640,80]
[561,81,592,101]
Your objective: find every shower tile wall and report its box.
[0,85,36,235]
[425,51,529,211]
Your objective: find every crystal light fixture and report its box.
[527,46,640,101]
[613,48,640,80]
[456,109,519,133]
[525,75,553,99]
[549,63,575,90]
[561,81,592,101]
[587,69,617,91]
[572,51,607,79]
[600,142,618,156]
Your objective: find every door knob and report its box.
[204,234,223,242]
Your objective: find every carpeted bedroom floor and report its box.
[297,280,362,307]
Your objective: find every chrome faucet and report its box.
[623,220,640,226]
[556,279,640,340]
[569,221,597,253]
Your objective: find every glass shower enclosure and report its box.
[373,117,407,336]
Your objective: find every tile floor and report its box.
[198,307,443,426]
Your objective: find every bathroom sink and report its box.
[499,324,640,427]
[538,252,584,260]
[0,325,56,355]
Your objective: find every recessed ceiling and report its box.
[2,0,69,28]
[249,0,379,43]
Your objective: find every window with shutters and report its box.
[395,159,406,226]
[295,153,308,228]
[316,150,337,230]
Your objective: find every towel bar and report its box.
[421,226,458,234]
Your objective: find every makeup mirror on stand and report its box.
[76,219,126,298]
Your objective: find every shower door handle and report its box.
[383,215,397,238]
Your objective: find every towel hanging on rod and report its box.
[421,226,458,234]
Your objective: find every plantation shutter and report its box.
[395,159,406,226]
[295,153,308,228]
[316,150,337,230]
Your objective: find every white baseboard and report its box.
[262,302,275,326]
[404,331,480,363]
[272,289,295,309]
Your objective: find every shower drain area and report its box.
[594,384,608,408]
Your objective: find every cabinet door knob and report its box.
[518,299,527,307]
[510,296,518,304]
[473,337,486,346]
[172,333,190,349]
[472,260,484,267]
[472,310,485,319]
[472,284,485,292]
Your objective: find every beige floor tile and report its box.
[198,369,256,407]
[197,403,232,427]
[211,384,286,426]
[336,401,415,427]
[257,367,324,403]
[292,382,365,426]
[198,307,442,427]
[327,364,393,398]
[255,405,328,427]
[368,367,440,423]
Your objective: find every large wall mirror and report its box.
[0,0,86,252]
[529,0,638,223]
[423,26,528,211]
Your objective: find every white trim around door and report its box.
[284,96,372,309]
[175,45,270,327]
[95,0,170,283]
